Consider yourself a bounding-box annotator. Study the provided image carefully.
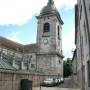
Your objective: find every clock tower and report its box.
[36,0,64,76]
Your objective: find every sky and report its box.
[0,0,77,59]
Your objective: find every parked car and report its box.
[54,78,59,85]
[58,78,61,84]
[40,78,55,87]
[60,77,64,83]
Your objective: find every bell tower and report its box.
[36,0,64,76]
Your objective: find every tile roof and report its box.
[0,36,38,53]
[0,58,16,70]
[0,36,23,52]
[24,44,38,53]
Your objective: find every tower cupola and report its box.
[39,0,64,25]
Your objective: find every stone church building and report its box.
[0,0,64,89]
[36,0,64,76]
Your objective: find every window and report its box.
[58,25,60,39]
[43,23,50,32]
[31,64,35,68]
[87,61,90,87]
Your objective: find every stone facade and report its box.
[0,70,42,90]
[73,0,90,90]
[72,49,79,87]
[36,0,64,76]
[0,0,64,90]
[0,0,64,77]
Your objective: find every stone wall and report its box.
[0,70,41,90]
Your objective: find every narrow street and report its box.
[58,76,78,88]
[33,77,81,90]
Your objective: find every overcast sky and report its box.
[0,0,77,59]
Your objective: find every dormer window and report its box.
[43,23,50,33]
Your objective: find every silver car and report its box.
[41,78,55,86]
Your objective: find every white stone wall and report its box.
[37,16,62,54]
[36,13,63,76]
[37,54,62,76]
[76,0,90,90]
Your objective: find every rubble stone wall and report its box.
[0,71,41,90]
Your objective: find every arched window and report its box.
[43,23,50,32]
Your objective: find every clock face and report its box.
[43,39,48,45]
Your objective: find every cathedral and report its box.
[0,0,64,77]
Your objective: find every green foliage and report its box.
[63,58,72,77]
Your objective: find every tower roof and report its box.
[38,0,64,25]
[40,0,56,15]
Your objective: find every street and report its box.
[33,77,81,90]
[58,76,78,88]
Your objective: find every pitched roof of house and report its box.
[24,44,38,53]
[0,36,23,52]
[0,36,37,53]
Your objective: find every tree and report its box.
[63,58,72,77]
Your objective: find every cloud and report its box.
[62,28,76,59]
[7,32,32,44]
[7,32,21,42]
[0,0,77,25]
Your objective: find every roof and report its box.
[37,0,64,25]
[0,36,38,53]
[0,36,23,52]
[24,44,38,53]
[0,58,16,70]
